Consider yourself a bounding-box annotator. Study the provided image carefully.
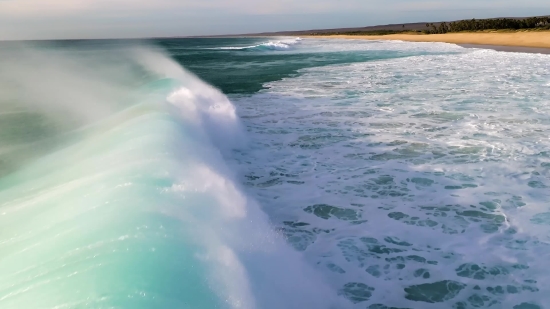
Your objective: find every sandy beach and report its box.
[306,32,550,50]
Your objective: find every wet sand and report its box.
[306,32,550,53]
[458,44,550,54]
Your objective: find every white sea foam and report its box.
[232,39,550,308]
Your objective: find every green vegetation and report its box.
[425,17,550,34]
[309,17,550,36]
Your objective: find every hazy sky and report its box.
[1,0,549,40]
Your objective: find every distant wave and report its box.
[209,37,302,51]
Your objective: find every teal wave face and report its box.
[0,112,221,309]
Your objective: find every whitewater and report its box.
[0,38,549,309]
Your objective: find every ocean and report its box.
[0,37,549,309]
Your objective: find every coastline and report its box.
[458,44,550,54]
[304,32,550,53]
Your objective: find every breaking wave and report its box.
[0,42,340,309]
[211,37,301,51]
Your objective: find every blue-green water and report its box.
[0,37,549,309]
[157,37,454,94]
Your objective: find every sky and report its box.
[1,0,549,40]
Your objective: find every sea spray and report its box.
[0,42,341,309]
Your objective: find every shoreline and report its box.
[458,44,550,54]
[304,32,550,54]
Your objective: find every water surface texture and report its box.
[1,37,549,309]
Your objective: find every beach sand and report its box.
[306,32,550,51]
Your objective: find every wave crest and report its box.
[213,37,302,51]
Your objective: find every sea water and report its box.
[0,37,549,309]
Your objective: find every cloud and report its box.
[0,0,199,18]
[0,0,549,39]
[394,0,549,12]
[2,0,547,17]
[2,0,396,17]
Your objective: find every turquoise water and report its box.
[0,37,549,309]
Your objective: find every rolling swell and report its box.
[0,43,338,308]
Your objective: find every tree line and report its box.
[425,17,550,34]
